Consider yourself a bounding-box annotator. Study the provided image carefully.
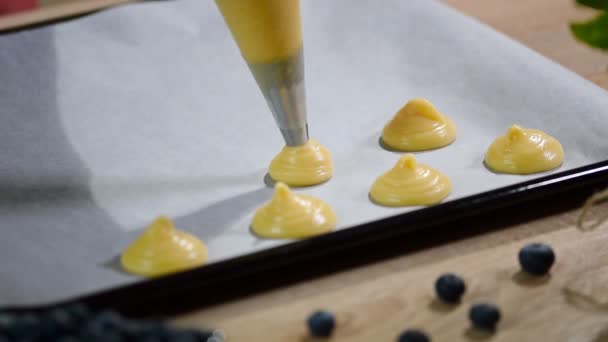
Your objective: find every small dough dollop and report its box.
[485,125,564,174]
[121,216,208,277]
[268,139,333,187]
[252,182,336,239]
[381,98,457,151]
[370,154,451,206]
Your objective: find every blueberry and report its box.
[162,330,200,342]
[307,310,335,337]
[119,321,146,340]
[469,304,501,331]
[91,310,123,330]
[0,313,16,332]
[119,320,175,342]
[518,243,555,275]
[79,323,106,342]
[38,313,62,338]
[56,335,82,342]
[9,313,40,339]
[80,317,120,342]
[102,330,125,342]
[136,321,169,338]
[435,273,466,303]
[80,326,124,342]
[397,329,430,342]
[169,329,214,342]
[64,303,91,323]
[47,307,79,333]
[139,337,163,342]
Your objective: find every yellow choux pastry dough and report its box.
[485,125,564,174]
[370,154,451,206]
[381,98,457,151]
[268,139,333,187]
[121,216,208,277]
[252,182,336,238]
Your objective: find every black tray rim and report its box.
[8,159,607,316]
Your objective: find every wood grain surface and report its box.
[2,0,607,340]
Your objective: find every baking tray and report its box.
[1,0,607,312]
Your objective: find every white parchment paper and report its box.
[0,0,607,306]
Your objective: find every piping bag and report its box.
[215,0,309,146]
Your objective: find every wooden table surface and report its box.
[2,0,607,341]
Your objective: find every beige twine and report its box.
[577,187,608,231]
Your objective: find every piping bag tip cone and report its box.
[215,0,309,146]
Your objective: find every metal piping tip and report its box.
[281,125,309,146]
[248,48,309,147]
